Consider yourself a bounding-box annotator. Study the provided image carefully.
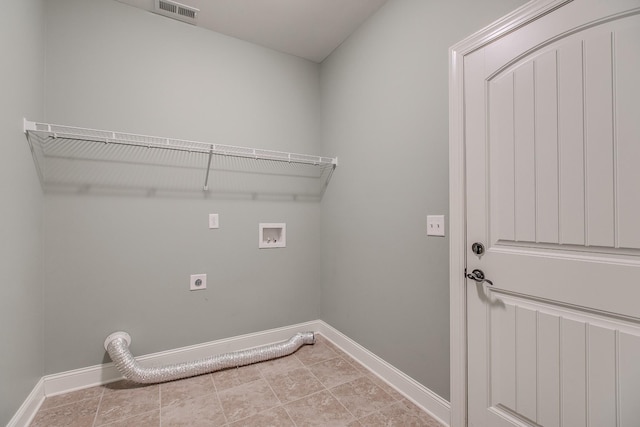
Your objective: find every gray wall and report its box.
[319,0,526,400]
[43,0,322,374]
[1,0,533,418]
[0,0,45,424]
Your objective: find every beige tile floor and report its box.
[30,335,444,427]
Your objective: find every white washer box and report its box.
[259,223,286,248]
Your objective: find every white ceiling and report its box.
[115,0,389,63]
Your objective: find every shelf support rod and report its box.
[23,119,45,189]
[320,163,337,198]
[203,144,214,191]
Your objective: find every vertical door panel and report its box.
[515,306,537,421]
[561,318,587,427]
[534,51,560,244]
[492,303,517,411]
[514,63,536,242]
[584,33,615,247]
[490,75,515,244]
[615,24,640,249]
[557,41,586,246]
[619,332,640,426]
[587,325,616,426]
[537,313,560,427]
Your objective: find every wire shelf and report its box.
[24,119,337,199]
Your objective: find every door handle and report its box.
[466,269,493,286]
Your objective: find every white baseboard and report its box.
[316,321,451,427]
[44,320,320,397]
[6,378,45,427]
[14,320,450,427]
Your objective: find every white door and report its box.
[465,1,640,426]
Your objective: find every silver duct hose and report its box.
[104,331,316,384]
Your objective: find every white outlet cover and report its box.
[209,214,219,229]
[190,273,207,291]
[427,215,445,237]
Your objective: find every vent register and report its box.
[155,0,198,24]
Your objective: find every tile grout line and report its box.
[319,333,441,421]
[210,373,229,426]
[217,363,293,426]
[327,371,402,424]
[220,366,288,424]
[281,404,300,427]
[212,371,241,426]
[312,355,366,389]
[277,389,343,427]
[368,399,412,423]
[100,410,160,427]
[158,382,162,427]
[325,381,359,424]
[288,353,327,427]
[304,353,366,424]
[261,356,323,426]
[298,339,371,423]
[37,394,100,412]
[305,337,409,425]
[279,355,304,427]
[258,363,285,407]
[91,386,105,427]
[256,361,294,426]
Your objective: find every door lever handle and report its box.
[466,269,493,286]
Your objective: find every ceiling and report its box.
[115,0,389,63]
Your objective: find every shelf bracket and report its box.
[203,144,214,191]
[23,118,37,134]
[23,119,45,188]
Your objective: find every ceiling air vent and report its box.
[154,0,199,25]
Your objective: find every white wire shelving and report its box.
[23,119,337,198]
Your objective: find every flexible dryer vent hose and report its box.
[104,331,316,384]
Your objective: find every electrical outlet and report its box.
[190,274,207,291]
[427,215,445,237]
[209,214,219,229]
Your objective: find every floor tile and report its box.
[341,358,370,375]
[94,381,159,426]
[40,386,104,411]
[308,357,362,388]
[30,397,101,427]
[161,393,226,426]
[284,390,355,427]
[264,367,325,403]
[315,336,366,373]
[212,364,261,391]
[256,354,304,375]
[357,401,442,427]
[29,337,437,427]
[330,376,396,418]
[295,339,338,366]
[99,410,160,427]
[218,378,280,422]
[160,374,215,407]
[365,373,405,401]
[400,399,444,426]
[227,406,295,427]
